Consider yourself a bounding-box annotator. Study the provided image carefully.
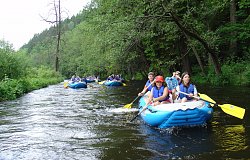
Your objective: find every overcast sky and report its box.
[0,0,91,50]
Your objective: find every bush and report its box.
[193,61,250,86]
[0,66,63,102]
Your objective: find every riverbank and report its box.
[0,67,63,102]
[1,61,249,102]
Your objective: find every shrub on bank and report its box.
[193,61,250,86]
[0,66,63,102]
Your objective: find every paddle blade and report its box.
[219,104,245,119]
[63,82,69,88]
[165,77,178,90]
[123,103,132,109]
[98,81,105,85]
[122,83,127,86]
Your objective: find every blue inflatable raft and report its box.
[103,80,123,86]
[138,96,213,128]
[85,79,95,83]
[68,81,87,89]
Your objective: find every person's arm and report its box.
[193,85,198,96]
[138,85,147,96]
[171,85,179,100]
[176,75,181,80]
[145,88,153,105]
[192,85,198,100]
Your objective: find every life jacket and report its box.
[108,77,113,81]
[81,78,87,83]
[71,78,76,82]
[152,86,169,102]
[145,80,153,91]
[179,83,195,100]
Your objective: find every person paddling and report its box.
[172,72,198,103]
[138,72,155,96]
[146,75,170,106]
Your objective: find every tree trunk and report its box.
[179,36,191,73]
[183,32,205,75]
[55,0,61,72]
[169,12,221,75]
[230,0,237,57]
[41,0,62,71]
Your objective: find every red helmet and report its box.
[155,76,164,82]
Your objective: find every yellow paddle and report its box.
[179,91,245,119]
[123,80,155,109]
[63,81,69,88]
[198,93,216,107]
[98,80,106,85]
[123,95,141,109]
[199,93,245,119]
[218,104,245,119]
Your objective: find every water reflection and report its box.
[212,124,248,155]
[138,124,218,159]
[94,118,217,160]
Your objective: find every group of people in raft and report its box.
[106,74,125,82]
[138,71,198,106]
[70,75,99,83]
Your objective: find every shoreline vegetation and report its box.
[0,40,249,102]
[0,66,64,102]
[1,61,249,102]
[192,61,250,86]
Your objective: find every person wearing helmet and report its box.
[146,75,170,106]
[138,72,155,96]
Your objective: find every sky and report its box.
[0,0,91,50]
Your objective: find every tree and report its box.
[41,0,62,72]
[230,0,237,56]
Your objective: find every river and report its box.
[0,81,249,160]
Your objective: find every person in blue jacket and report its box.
[146,75,170,106]
[172,72,198,103]
[70,75,77,82]
[138,72,155,96]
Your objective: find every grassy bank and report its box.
[0,66,64,102]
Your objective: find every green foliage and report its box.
[18,0,249,85]
[193,61,250,86]
[221,61,250,86]
[0,66,63,102]
[0,40,63,101]
[0,79,31,101]
[0,40,26,80]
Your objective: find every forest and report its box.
[1,0,249,101]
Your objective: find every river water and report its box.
[0,81,249,160]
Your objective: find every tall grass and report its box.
[0,66,63,102]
